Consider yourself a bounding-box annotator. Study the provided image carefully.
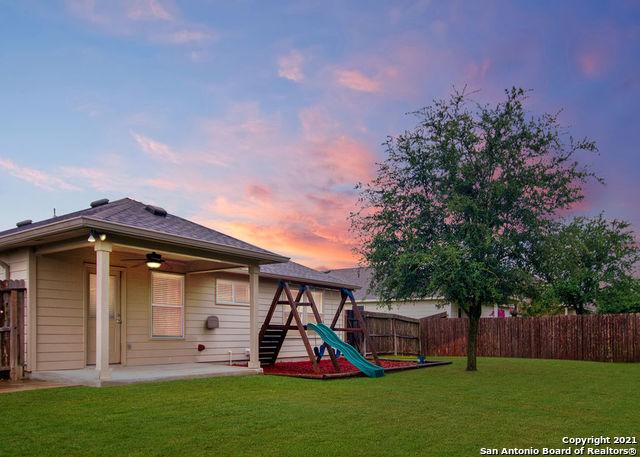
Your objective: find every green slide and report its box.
[307,323,384,378]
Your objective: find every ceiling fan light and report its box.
[146,260,162,269]
[145,252,163,269]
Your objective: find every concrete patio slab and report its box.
[31,362,262,387]
[0,378,71,394]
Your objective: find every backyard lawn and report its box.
[1,357,638,457]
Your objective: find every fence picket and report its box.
[419,313,640,362]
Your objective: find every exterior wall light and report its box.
[88,230,107,243]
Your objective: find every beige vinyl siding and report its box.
[0,248,28,281]
[35,251,85,371]
[363,299,450,319]
[125,269,341,366]
[188,274,344,364]
[30,247,349,369]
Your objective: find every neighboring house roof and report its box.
[0,198,287,263]
[324,267,375,300]
[261,261,359,290]
[326,266,518,307]
[326,266,445,301]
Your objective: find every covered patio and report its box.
[0,198,292,385]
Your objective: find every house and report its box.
[0,198,358,384]
[326,267,509,319]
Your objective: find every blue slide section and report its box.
[307,323,384,378]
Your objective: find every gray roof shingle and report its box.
[0,198,283,259]
[323,267,374,300]
[261,261,358,289]
[0,197,360,288]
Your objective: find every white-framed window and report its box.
[216,279,250,305]
[151,272,185,338]
[281,286,323,324]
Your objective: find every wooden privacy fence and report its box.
[0,279,26,380]
[362,311,421,355]
[420,314,640,362]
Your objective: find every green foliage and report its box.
[351,87,598,369]
[1,359,639,456]
[597,277,640,314]
[534,215,639,314]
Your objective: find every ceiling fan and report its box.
[120,252,185,270]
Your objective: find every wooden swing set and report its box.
[258,280,380,374]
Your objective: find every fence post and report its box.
[392,318,398,356]
[9,290,22,381]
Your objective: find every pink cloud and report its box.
[246,184,273,202]
[14,102,375,268]
[126,0,173,21]
[334,69,381,93]
[0,158,80,191]
[131,132,180,163]
[65,0,215,47]
[306,136,376,185]
[143,178,179,191]
[278,50,305,82]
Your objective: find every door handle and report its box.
[116,313,122,324]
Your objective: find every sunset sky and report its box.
[1,1,639,269]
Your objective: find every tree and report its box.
[351,88,598,371]
[535,216,640,314]
[598,277,640,314]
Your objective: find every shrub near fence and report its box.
[420,313,640,362]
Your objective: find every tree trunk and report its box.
[466,303,482,371]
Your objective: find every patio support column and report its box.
[94,240,112,381]
[248,265,261,370]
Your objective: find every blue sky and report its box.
[1,0,639,268]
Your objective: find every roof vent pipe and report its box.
[144,205,167,217]
[90,198,110,208]
[16,220,32,227]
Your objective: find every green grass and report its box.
[1,358,638,457]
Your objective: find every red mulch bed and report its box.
[260,358,422,379]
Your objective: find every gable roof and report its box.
[261,261,359,290]
[324,267,374,300]
[0,198,287,263]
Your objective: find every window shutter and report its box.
[234,282,250,304]
[151,273,184,338]
[152,274,183,305]
[152,306,183,338]
[216,281,233,303]
[216,280,249,305]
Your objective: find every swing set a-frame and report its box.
[258,280,380,373]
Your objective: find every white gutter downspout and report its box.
[0,259,9,280]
